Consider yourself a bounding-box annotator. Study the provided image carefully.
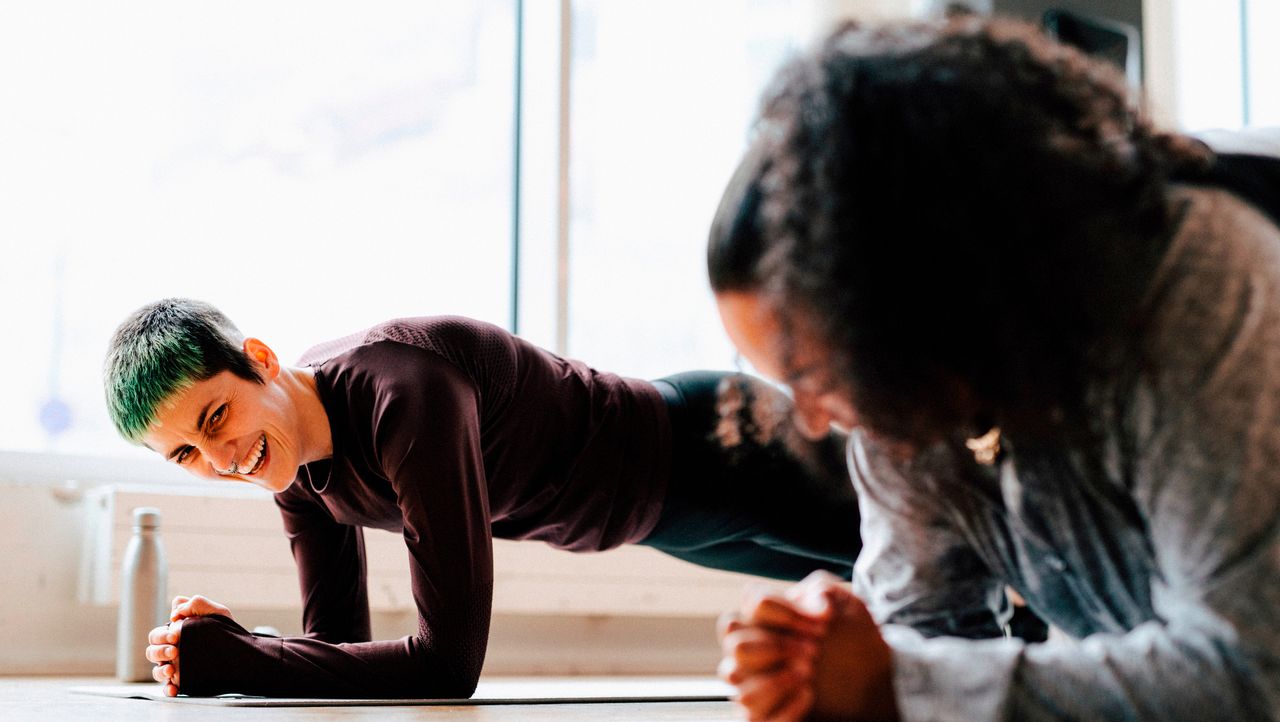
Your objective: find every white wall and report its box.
[0,482,117,674]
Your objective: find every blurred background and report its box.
[1,0,1276,677]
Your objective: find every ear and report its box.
[242,337,281,381]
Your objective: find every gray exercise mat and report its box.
[70,676,733,707]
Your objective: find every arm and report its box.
[843,434,1027,722]
[177,352,495,698]
[275,482,371,644]
[866,457,1279,721]
[849,434,1009,641]
[852,400,1280,720]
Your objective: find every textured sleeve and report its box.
[177,347,494,699]
[864,194,1280,722]
[850,433,1008,642]
[274,482,371,644]
[876,398,1280,722]
[368,347,496,698]
[849,432,1033,722]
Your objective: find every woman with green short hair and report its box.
[104,297,860,698]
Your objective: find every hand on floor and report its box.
[718,571,898,722]
[144,594,235,697]
[805,582,898,722]
[170,594,233,623]
[718,571,841,721]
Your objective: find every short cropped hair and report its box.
[104,298,262,443]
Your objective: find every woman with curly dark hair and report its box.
[710,17,1280,722]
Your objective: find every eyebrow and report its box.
[163,400,214,461]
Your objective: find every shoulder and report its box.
[1147,186,1280,320]
[325,337,476,403]
[365,316,518,357]
[297,316,518,367]
[320,336,482,470]
[1128,187,1280,492]
[307,316,527,422]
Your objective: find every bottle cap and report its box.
[132,507,162,529]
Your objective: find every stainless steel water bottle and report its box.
[116,506,168,682]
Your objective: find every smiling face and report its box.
[140,340,317,493]
[715,290,859,440]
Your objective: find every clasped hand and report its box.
[144,594,234,697]
[717,571,898,722]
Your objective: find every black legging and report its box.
[639,371,861,581]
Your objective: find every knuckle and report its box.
[801,569,831,585]
[716,610,739,634]
[722,629,749,650]
[735,639,764,660]
[717,657,740,684]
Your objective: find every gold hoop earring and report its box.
[965,426,1002,466]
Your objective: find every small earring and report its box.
[965,426,1002,465]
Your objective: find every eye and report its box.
[175,446,194,465]
[208,403,228,431]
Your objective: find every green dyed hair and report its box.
[104,298,263,443]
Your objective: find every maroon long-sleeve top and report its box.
[178,317,671,697]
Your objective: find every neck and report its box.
[280,366,333,464]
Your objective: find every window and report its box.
[1243,0,1280,126]
[0,1,516,458]
[1169,0,1279,130]
[562,0,810,378]
[0,1,814,466]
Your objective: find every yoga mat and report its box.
[70,676,734,707]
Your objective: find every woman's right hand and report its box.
[717,571,863,722]
[169,594,233,623]
[145,595,235,696]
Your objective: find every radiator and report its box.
[79,484,759,616]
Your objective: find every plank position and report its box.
[708,17,1280,722]
[103,299,859,698]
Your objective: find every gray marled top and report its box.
[851,186,1280,721]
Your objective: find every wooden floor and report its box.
[2,676,742,722]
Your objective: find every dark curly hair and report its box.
[709,17,1209,445]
